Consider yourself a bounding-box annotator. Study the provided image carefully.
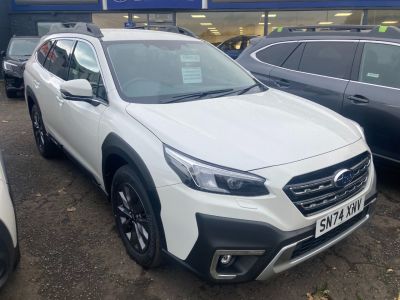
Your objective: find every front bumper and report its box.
[181,194,376,283]
[4,74,24,91]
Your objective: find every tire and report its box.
[31,104,59,158]
[111,165,163,268]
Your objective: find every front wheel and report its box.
[31,104,59,158]
[111,166,163,268]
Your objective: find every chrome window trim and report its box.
[250,39,360,82]
[34,36,109,106]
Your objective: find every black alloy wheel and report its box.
[111,166,162,268]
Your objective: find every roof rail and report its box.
[47,22,103,38]
[269,25,400,38]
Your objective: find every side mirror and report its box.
[60,79,93,102]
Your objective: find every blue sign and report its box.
[208,0,400,9]
[107,0,202,10]
[12,0,102,11]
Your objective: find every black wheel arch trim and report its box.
[25,86,38,117]
[101,132,167,249]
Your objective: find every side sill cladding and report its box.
[101,133,167,248]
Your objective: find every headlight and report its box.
[164,146,269,196]
[3,61,17,71]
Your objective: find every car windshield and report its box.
[105,40,265,104]
[8,38,39,57]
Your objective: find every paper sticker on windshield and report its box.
[367,72,380,79]
[180,54,201,63]
[182,67,202,84]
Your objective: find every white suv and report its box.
[24,23,377,283]
[0,153,19,288]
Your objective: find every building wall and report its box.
[0,0,11,79]
[9,12,92,36]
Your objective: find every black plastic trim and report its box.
[101,132,167,249]
[0,221,18,289]
[183,193,377,283]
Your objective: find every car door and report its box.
[269,40,358,113]
[342,41,400,162]
[36,39,75,143]
[60,40,108,178]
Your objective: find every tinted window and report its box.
[37,40,54,66]
[8,38,39,57]
[281,43,305,70]
[359,43,400,89]
[44,39,75,80]
[68,41,107,100]
[256,42,299,66]
[220,37,242,51]
[299,42,357,79]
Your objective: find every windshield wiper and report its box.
[162,88,234,104]
[237,83,261,95]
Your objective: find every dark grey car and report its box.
[237,25,400,165]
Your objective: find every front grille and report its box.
[284,152,371,216]
[291,206,369,259]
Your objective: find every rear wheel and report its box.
[31,104,59,158]
[111,166,163,268]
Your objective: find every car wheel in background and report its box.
[111,165,163,268]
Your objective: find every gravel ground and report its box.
[0,86,398,300]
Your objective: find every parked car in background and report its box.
[0,153,19,289]
[1,36,39,98]
[218,35,257,59]
[24,23,377,283]
[237,25,400,165]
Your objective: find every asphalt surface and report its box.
[0,85,399,300]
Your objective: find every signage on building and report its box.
[15,0,98,4]
[107,0,202,10]
[208,0,400,9]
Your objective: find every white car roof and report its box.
[100,29,198,42]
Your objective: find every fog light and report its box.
[220,254,234,265]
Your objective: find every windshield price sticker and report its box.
[181,54,202,84]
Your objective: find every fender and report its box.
[101,133,167,248]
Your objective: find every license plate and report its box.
[315,197,364,238]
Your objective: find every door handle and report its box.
[273,79,290,88]
[347,95,369,104]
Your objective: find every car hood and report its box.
[126,89,361,171]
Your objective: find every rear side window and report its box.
[282,43,305,70]
[256,42,299,66]
[299,42,357,79]
[37,40,54,66]
[359,43,400,89]
[44,39,75,80]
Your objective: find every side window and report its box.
[255,42,299,66]
[37,40,54,66]
[299,42,357,79]
[44,39,75,80]
[281,43,305,71]
[358,43,400,89]
[68,41,107,100]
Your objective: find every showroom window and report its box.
[266,10,364,34]
[177,12,265,45]
[367,10,400,25]
[359,43,400,89]
[92,13,148,28]
[37,22,62,36]
[299,41,358,79]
